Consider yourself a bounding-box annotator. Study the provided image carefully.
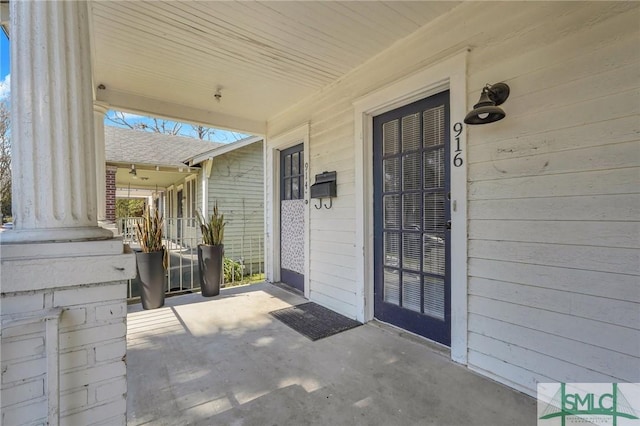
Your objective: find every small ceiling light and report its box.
[214,86,223,103]
[464,82,510,125]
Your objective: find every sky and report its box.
[0,31,246,143]
[0,31,9,100]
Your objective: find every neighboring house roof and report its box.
[186,135,263,166]
[105,125,224,168]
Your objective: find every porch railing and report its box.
[116,217,265,300]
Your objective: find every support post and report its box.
[95,102,110,224]
[3,1,112,243]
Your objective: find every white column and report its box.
[3,1,112,243]
[94,102,109,223]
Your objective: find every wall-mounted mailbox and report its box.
[310,171,337,199]
[310,171,336,209]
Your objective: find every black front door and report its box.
[373,91,451,346]
[280,144,305,292]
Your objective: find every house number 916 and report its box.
[453,122,463,167]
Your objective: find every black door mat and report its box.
[269,302,362,341]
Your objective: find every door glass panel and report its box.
[402,113,420,152]
[292,152,299,175]
[284,155,292,176]
[402,152,421,191]
[383,120,399,155]
[384,233,400,268]
[284,178,291,200]
[402,193,421,230]
[402,233,421,271]
[384,268,400,305]
[292,177,299,199]
[424,276,445,320]
[423,233,445,275]
[423,105,445,147]
[383,158,400,192]
[424,148,444,189]
[384,195,400,229]
[423,193,445,233]
[402,272,421,312]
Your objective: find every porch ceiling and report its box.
[90,1,460,134]
[114,165,196,191]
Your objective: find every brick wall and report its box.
[106,166,117,222]
[1,281,128,425]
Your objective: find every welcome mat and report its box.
[269,302,361,341]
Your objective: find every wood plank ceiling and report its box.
[91,1,460,133]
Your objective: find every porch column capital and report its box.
[2,1,112,243]
[93,102,110,115]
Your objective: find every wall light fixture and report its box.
[464,82,510,125]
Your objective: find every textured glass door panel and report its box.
[424,149,444,189]
[402,272,421,312]
[423,106,445,147]
[403,153,421,191]
[402,113,420,152]
[424,276,445,320]
[383,158,400,192]
[383,120,399,155]
[423,234,445,275]
[402,193,421,230]
[384,268,400,305]
[402,233,421,271]
[384,195,400,229]
[384,233,400,268]
[423,193,445,233]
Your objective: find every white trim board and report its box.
[265,123,311,299]
[353,50,469,365]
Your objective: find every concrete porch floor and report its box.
[127,282,536,425]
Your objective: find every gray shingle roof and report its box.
[105,126,224,168]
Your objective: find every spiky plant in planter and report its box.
[196,202,225,246]
[196,202,226,297]
[135,207,164,252]
[134,207,165,310]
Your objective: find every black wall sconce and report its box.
[464,82,510,125]
[310,171,337,209]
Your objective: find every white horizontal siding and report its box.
[465,1,640,396]
[265,1,640,396]
[469,220,640,249]
[469,258,640,304]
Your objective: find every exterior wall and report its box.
[106,166,117,222]
[1,283,128,425]
[1,241,135,425]
[266,2,640,396]
[208,142,264,268]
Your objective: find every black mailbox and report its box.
[310,171,337,199]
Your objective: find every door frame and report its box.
[353,50,469,364]
[266,123,311,298]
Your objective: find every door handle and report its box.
[446,220,452,230]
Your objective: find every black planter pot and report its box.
[198,244,224,297]
[135,250,165,309]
